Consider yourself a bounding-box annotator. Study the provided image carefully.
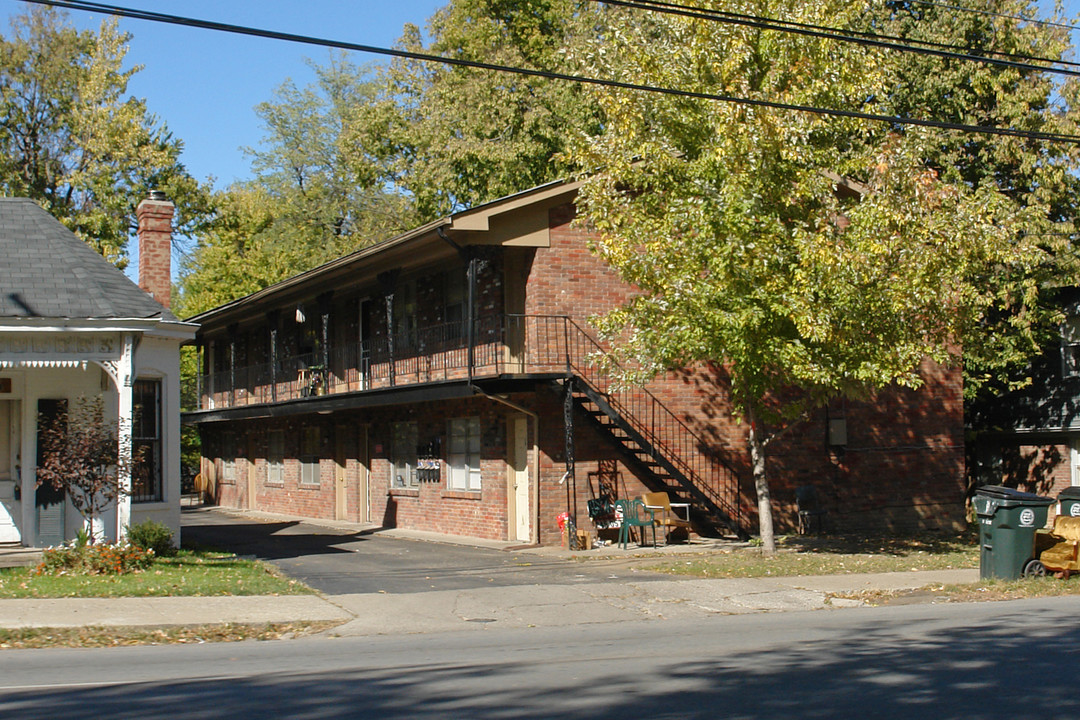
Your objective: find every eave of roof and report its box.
[185,178,580,328]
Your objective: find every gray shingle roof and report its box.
[0,198,167,320]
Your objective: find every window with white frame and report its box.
[132,379,162,503]
[447,417,481,491]
[391,422,418,488]
[300,426,320,485]
[267,430,284,485]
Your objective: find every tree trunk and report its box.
[86,514,103,545]
[747,406,776,554]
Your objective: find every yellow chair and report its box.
[641,491,692,542]
[1039,515,1080,576]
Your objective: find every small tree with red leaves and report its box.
[36,396,141,544]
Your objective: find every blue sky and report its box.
[8,0,1071,194]
[22,0,449,189]
[3,0,1078,192]
[1,0,1078,282]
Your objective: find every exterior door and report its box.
[36,399,66,547]
[503,251,527,372]
[354,425,370,524]
[0,400,20,543]
[509,416,530,542]
[335,427,348,521]
[247,435,258,510]
[359,299,372,390]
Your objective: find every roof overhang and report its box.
[0,316,198,341]
[185,179,582,333]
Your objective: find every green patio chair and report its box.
[616,498,656,549]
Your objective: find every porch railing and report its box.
[193,314,740,525]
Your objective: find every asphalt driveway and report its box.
[181,507,671,595]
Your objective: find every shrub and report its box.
[35,541,154,576]
[126,520,176,557]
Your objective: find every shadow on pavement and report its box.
[3,603,1076,719]
[182,511,367,562]
[178,506,636,595]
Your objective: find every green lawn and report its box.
[647,534,980,578]
[0,550,313,598]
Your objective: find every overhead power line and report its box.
[20,0,1080,145]
[628,0,1080,69]
[911,0,1079,34]
[597,0,1080,78]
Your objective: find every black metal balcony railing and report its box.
[193,314,741,525]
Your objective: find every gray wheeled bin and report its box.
[1058,486,1080,519]
[973,485,1054,580]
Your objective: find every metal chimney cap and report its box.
[147,189,168,201]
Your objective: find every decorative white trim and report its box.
[0,360,88,369]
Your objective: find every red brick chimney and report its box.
[136,191,174,309]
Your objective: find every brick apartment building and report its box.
[968,288,1080,508]
[184,179,966,545]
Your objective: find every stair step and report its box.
[573,379,746,540]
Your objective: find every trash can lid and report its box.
[1059,486,1080,501]
[974,485,1054,505]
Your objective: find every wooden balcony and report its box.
[195,315,578,411]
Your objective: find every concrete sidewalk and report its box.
[0,569,979,636]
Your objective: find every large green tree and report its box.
[0,6,212,266]
[361,0,603,218]
[568,0,1069,551]
[180,0,601,314]
[860,0,1080,395]
[176,56,416,319]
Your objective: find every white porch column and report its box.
[108,334,136,541]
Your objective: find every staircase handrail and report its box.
[509,314,740,521]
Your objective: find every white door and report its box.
[1072,440,1080,488]
[510,416,530,542]
[0,401,21,543]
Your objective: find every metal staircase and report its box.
[548,317,747,539]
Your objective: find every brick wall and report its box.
[200,388,657,545]
[527,202,967,535]
[136,197,173,308]
[197,196,968,543]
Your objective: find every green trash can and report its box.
[1058,487,1080,519]
[973,485,1054,580]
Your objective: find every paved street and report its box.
[1,596,1077,719]
[181,506,675,595]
